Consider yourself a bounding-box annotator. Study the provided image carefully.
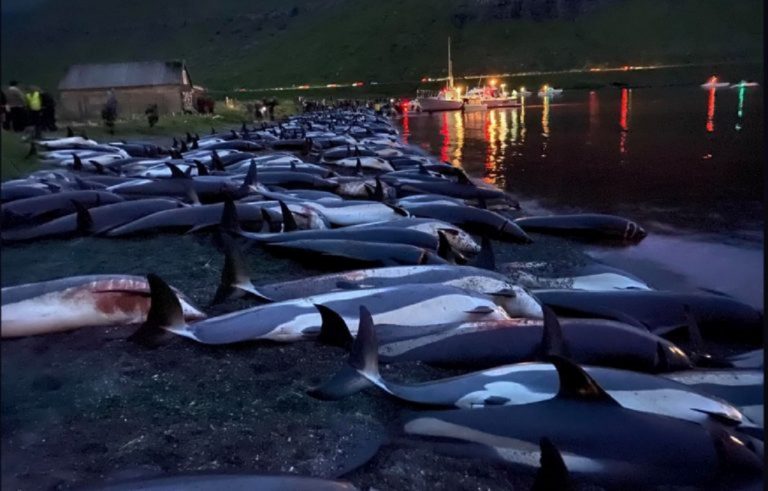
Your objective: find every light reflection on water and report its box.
[400,85,763,309]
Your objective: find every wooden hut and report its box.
[58,61,201,119]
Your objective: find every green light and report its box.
[737,86,745,119]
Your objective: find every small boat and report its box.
[700,76,730,89]
[463,82,520,109]
[518,87,532,97]
[415,37,464,112]
[537,85,563,97]
[730,80,760,88]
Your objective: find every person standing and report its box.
[6,81,26,132]
[40,90,57,131]
[101,89,118,134]
[25,85,43,138]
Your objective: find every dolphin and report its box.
[401,357,764,487]
[401,203,532,244]
[662,369,764,430]
[130,274,541,345]
[311,303,691,372]
[533,289,764,343]
[513,213,647,243]
[349,218,480,255]
[1,190,125,227]
[1,198,182,242]
[1,275,205,338]
[309,306,747,430]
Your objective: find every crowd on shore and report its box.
[1,81,57,137]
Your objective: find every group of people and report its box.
[296,97,397,116]
[1,81,57,137]
[245,98,279,121]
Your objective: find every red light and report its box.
[352,82,364,87]
[619,88,628,131]
[706,87,716,132]
[421,77,429,82]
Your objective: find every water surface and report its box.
[401,84,764,308]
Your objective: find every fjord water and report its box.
[401,85,764,308]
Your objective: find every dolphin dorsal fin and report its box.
[127,273,186,346]
[210,233,272,305]
[194,160,209,176]
[548,355,619,405]
[71,200,93,233]
[72,154,83,171]
[165,163,189,179]
[532,438,572,491]
[315,304,354,350]
[540,305,570,358]
[278,200,298,232]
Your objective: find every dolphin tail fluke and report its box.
[278,200,298,232]
[315,304,354,349]
[308,306,384,401]
[211,232,272,305]
[127,273,186,347]
[532,437,572,491]
[472,236,495,270]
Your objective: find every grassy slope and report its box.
[1,0,762,94]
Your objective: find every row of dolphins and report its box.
[1,108,764,490]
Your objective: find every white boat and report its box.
[464,84,520,108]
[537,85,563,97]
[730,80,760,88]
[416,89,464,112]
[416,37,464,112]
[700,77,730,89]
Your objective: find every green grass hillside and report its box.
[1,0,762,94]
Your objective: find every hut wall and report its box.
[59,85,187,119]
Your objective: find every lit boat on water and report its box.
[537,85,563,97]
[463,80,520,109]
[518,87,532,97]
[415,37,463,112]
[730,80,760,88]
[700,76,730,89]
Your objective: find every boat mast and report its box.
[447,37,454,89]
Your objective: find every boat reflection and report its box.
[452,111,464,165]
[619,88,630,157]
[439,112,450,162]
[401,106,410,144]
[541,95,550,158]
[735,85,745,131]
[706,86,716,133]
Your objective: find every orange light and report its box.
[489,78,498,87]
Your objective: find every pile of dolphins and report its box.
[1,108,764,490]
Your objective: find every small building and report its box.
[58,60,203,119]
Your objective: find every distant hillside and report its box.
[1,0,762,93]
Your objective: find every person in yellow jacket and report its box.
[25,85,42,138]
